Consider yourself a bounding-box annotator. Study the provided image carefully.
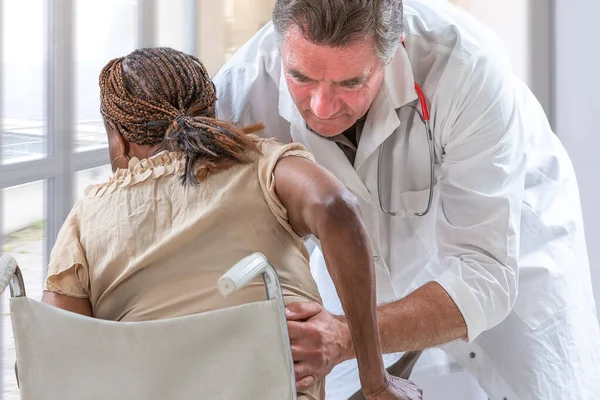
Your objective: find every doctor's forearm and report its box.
[341,282,468,360]
[379,282,468,353]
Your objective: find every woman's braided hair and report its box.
[99,47,261,185]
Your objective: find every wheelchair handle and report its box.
[0,255,18,294]
[218,253,272,297]
[0,254,25,297]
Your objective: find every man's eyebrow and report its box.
[287,68,368,86]
[335,76,366,86]
[287,68,316,81]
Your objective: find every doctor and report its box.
[213,0,600,399]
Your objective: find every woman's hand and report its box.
[364,373,423,400]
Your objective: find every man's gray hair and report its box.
[272,0,404,62]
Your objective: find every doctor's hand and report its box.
[286,301,352,391]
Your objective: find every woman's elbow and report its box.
[41,291,93,317]
[309,189,363,236]
[320,189,361,220]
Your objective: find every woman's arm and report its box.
[41,291,93,317]
[273,155,387,396]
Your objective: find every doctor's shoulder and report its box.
[426,44,518,148]
[213,24,285,138]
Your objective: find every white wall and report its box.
[453,0,552,118]
[197,0,274,76]
[554,0,600,311]
[453,0,530,85]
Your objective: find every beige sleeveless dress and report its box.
[45,137,324,399]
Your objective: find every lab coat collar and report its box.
[278,63,296,123]
[289,112,372,203]
[383,44,419,111]
[354,45,418,170]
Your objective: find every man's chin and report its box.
[306,122,345,138]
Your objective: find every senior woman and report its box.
[39,48,419,400]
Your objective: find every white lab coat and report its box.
[213,1,600,399]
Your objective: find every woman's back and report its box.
[46,138,320,321]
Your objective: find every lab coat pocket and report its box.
[400,189,438,253]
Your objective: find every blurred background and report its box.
[0,0,598,398]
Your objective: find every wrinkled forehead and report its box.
[280,25,381,81]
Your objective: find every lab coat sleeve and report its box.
[433,53,527,342]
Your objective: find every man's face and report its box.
[280,25,386,137]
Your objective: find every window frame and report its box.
[0,0,198,269]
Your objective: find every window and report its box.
[0,2,274,398]
[75,0,138,153]
[75,165,113,200]
[2,181,45,400]
[1,0,46,164]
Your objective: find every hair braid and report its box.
[99,47,260,185]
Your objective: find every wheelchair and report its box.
[1,253,421,399]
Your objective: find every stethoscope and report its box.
[377,42,436,217]
[376,80,435,217]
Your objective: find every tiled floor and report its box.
[2,234,44,400]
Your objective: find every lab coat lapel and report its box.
[354,46,419,171]
[278,64,297,123]
[290,113,372,203]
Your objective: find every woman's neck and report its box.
[128,142,164,161]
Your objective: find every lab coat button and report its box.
[374,256,380,262]
[469,352,476,359]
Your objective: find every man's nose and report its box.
[309,86,339,120]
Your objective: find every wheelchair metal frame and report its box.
[218,253,298,399]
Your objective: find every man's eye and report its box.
[340,81,362,90]
[294,76,311,83]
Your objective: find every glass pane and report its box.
[74,0,138,152]
[1,0,46,164]
[157,0,187,51]
[1,181,45,400]
[75,165,113,200]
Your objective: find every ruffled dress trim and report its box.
[84,151,185,198]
